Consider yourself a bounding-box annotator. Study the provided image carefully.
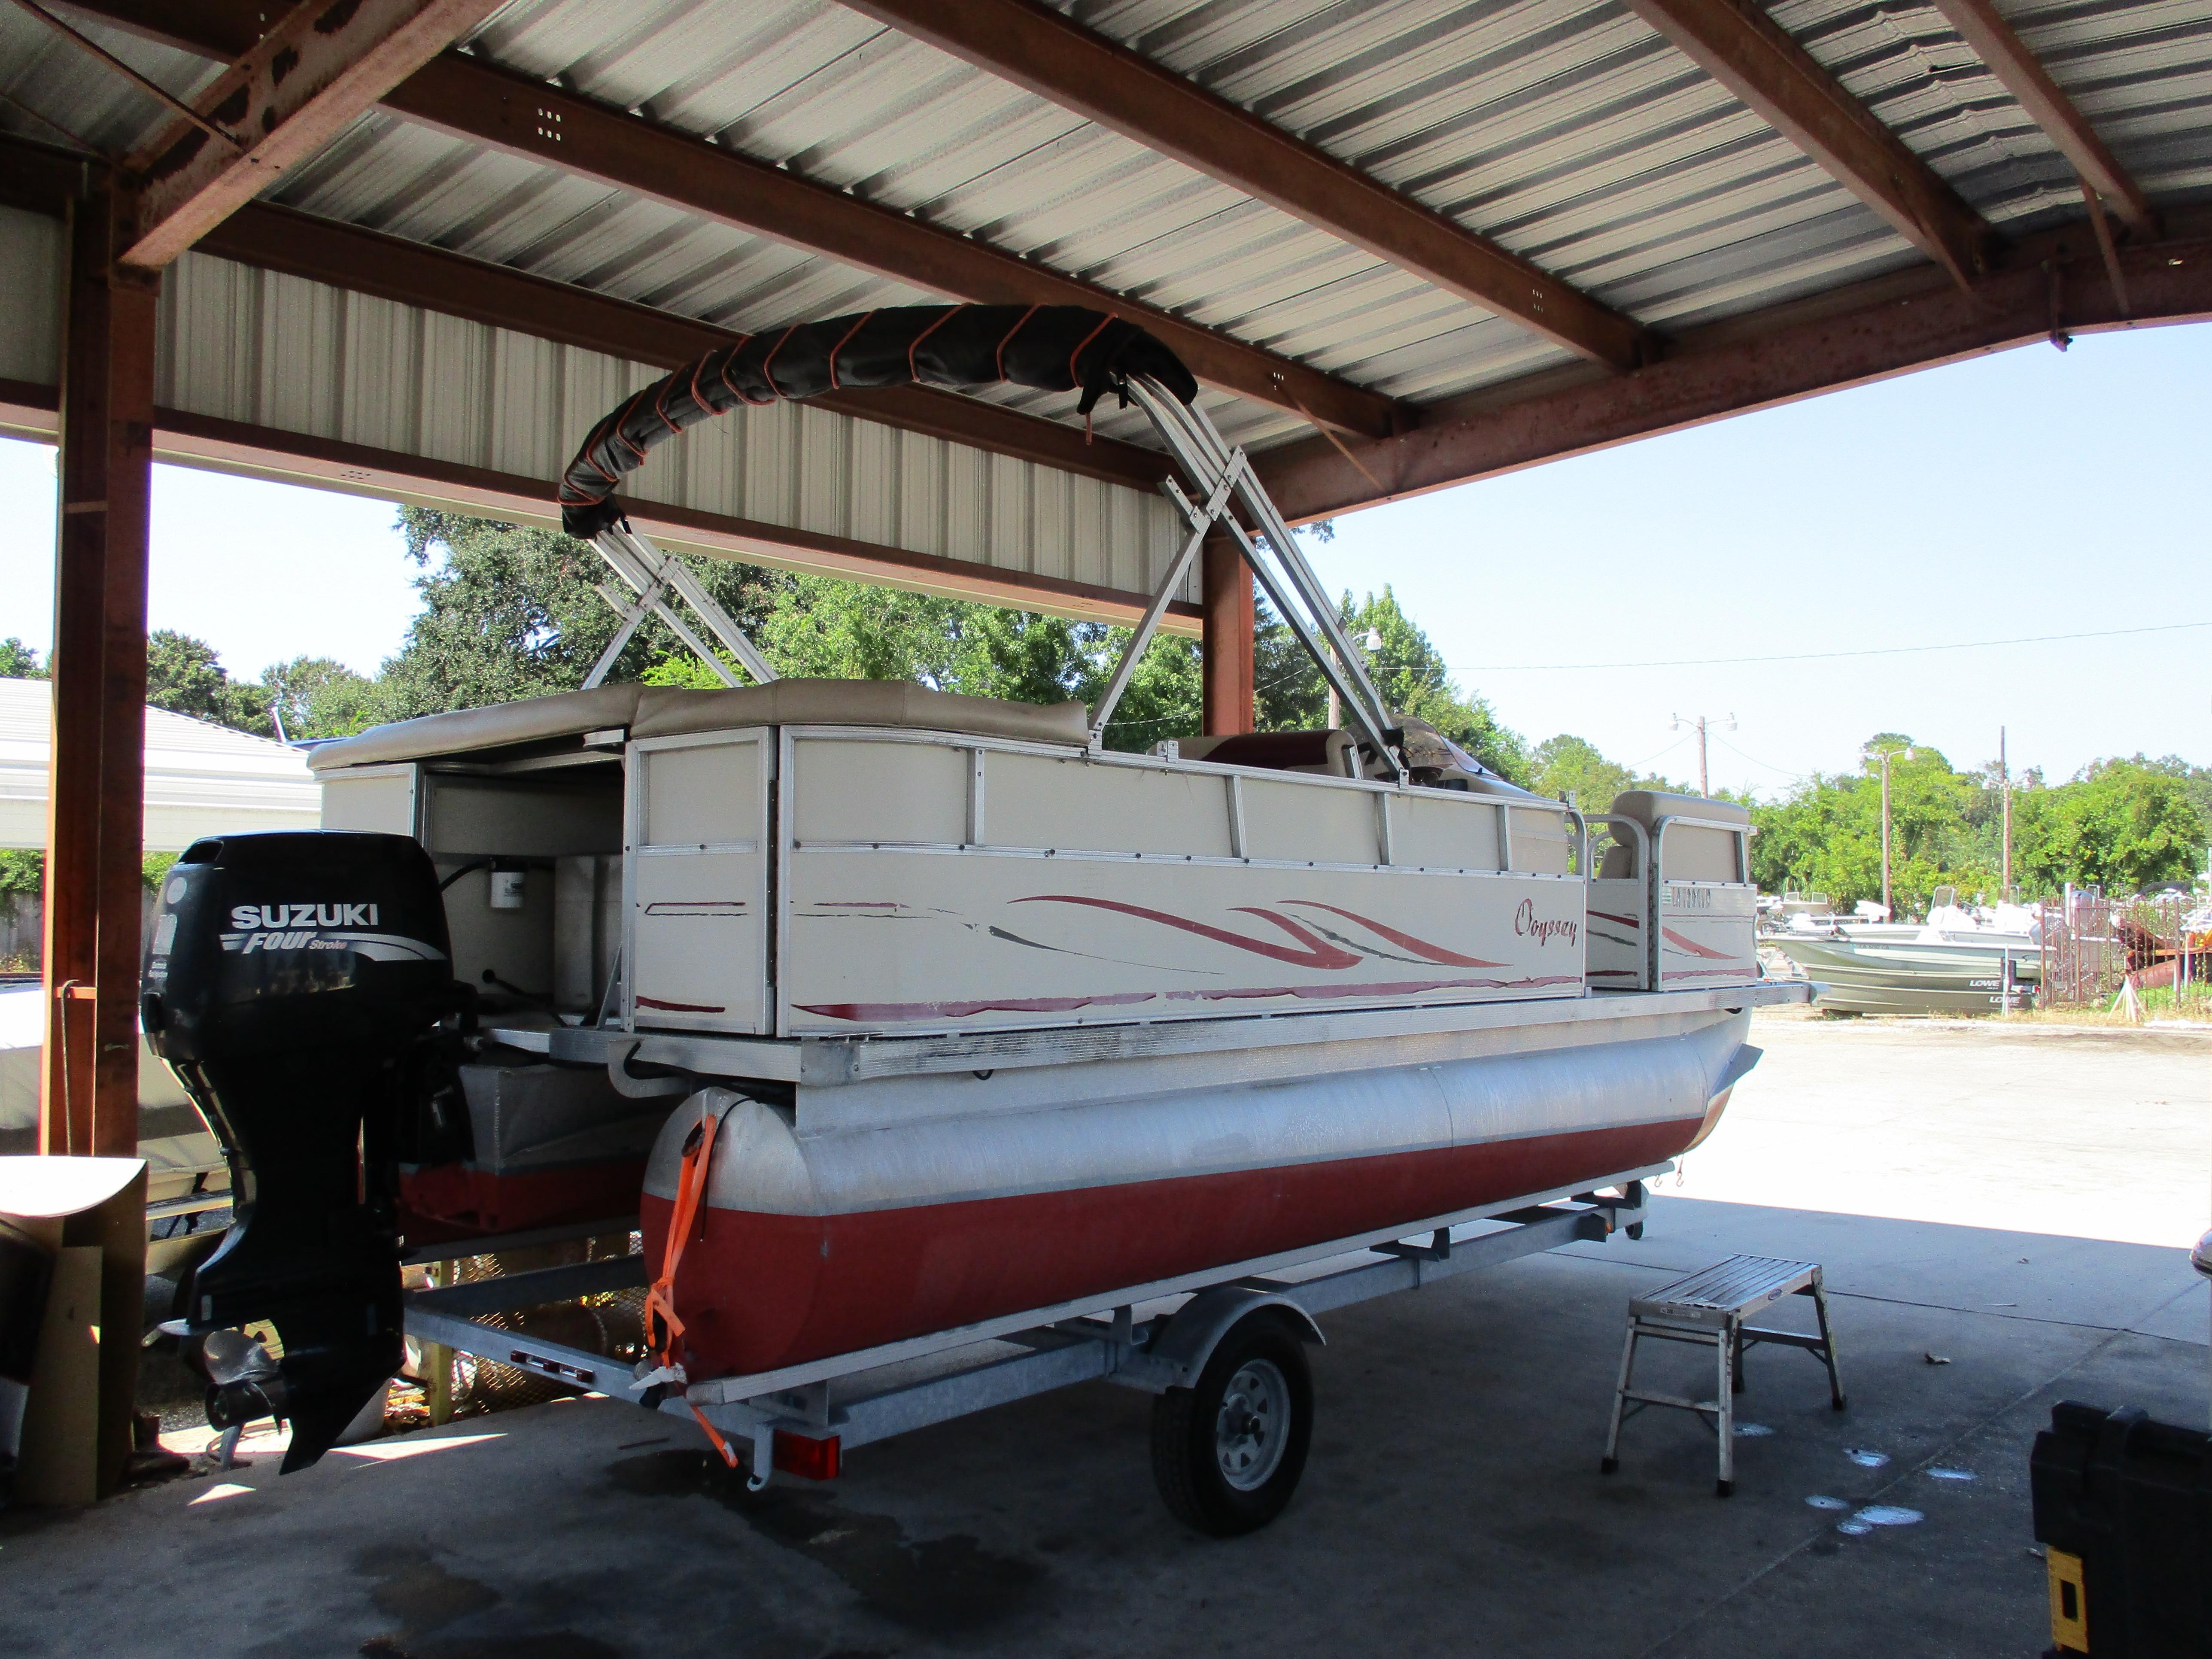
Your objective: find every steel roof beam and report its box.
[380,57,1398,438]
[1256,225,2212,520]
[118,0,509,270]
[1620,0,1996,289]
[1925,0,2156,240]
[840,0,1655,374]
[69,0,1401,438]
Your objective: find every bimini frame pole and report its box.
[1086,450,1250,749]
[1115,377,1400,774]
[583,523,778,689]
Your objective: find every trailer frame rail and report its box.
[402,1172,1657,1490]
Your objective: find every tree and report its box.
[1255,587,1529,780]
[1528,735,1687,809]
[1743,735,2209,910]
[146,630,271,735]
[2013,757,2208,894]
[0,638,45,679]
[1747,738,1997,913]
[259,656,381,740]
[377,509,782,717]
[754,573,994,691]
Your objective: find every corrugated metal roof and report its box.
[3,0,2207,466]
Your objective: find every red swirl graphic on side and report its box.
[1661,926,1735,960]
[1012,895,1363,969]
[1278,900,1508,967]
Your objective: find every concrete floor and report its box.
[3,1014,2208,1659]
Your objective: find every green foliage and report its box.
[147,629,271,735]
[375,509,782,717]
[0,638,46,678]
[756,574,993,691]
[0,851,182,899]
[1254,587,1527,780]
[639,569,1199,753]
[1528,734,1688,809]
[0,848,41,896]
[2013,757,2208,894]
[1748,738,2211,912]
[259,656,380,740]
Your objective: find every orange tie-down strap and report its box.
[644,1105,742,1469]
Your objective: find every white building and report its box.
[0,676,320,854]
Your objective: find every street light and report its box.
[1878,745,1915,919]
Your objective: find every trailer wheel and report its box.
[1150,1313,1313,1536]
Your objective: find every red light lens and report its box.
[772,1431,842,1481]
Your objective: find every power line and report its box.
[1623,733,1691,770]
[1709,733,1809,783]
[1447,619,2212,673]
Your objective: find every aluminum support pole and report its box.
[586,528,777,689]
[1087,459,1244,744]
[582,583,654,690]
[607,525,778,686]
[1127,379,1399,771]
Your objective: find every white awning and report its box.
[0,677,320,852]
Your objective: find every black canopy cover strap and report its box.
[556,304,1199,538]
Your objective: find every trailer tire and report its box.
[1150,1312,1313,1536]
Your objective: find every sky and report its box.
[2,321,2206,800]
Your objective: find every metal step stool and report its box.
[1600,1254,1845,1496]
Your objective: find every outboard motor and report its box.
[142,832,469,1471]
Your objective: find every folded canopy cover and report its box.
[557,304,1198,538]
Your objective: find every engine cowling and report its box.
[142,830,466,1471]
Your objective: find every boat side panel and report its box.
[1656,881,1759,990]
[781,851,1588,1033]
[1586,875,1647,989]
[773,729,1586,1036]
[626,732,772,1034]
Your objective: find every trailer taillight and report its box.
[773,1431,841,1480]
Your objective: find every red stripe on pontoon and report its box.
[646,1115,1704,1379]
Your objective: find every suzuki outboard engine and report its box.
[142,832,468,1471]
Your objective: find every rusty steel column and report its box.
[42,182,158,1162]
[1200,536,1255,737]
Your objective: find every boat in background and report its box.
[1770,887,2042,1015]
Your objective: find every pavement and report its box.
[3,1013,2207,1659]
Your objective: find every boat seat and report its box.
[1605,790,1748,884]
[1177,729,1359,778]
[1596,843,1636,881]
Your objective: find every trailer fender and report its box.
[1121,1288,1325,1394]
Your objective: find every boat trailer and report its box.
[402,1172,1656,1532]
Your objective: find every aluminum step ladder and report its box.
[1600,1254,1845,1495]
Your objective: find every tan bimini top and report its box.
[309,679,1092,771]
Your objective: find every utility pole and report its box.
[1671,712,1735,797]
[1999,726,2012,898]
[1879,744,1916,919]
